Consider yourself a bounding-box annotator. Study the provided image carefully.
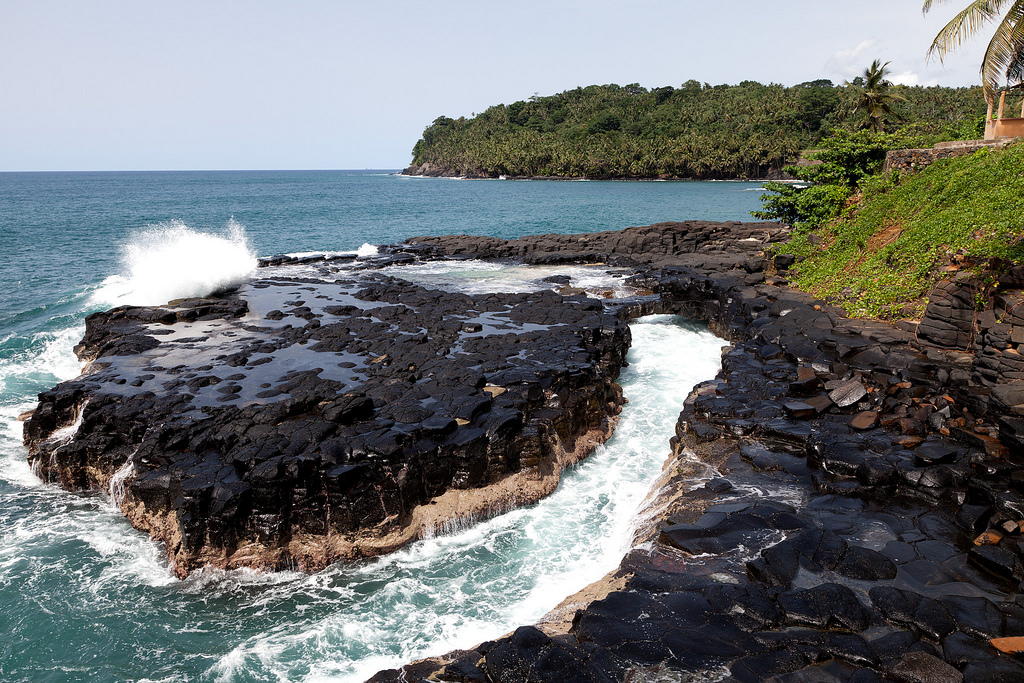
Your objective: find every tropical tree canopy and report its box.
[923,0,1024,99]
[407,81,986,179]
[850,60,906,132]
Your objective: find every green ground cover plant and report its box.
[780,142,1024,319]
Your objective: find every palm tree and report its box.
[923,0,1024,101]
[849,60,906,132]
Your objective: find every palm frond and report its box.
[925,0,1009,62]
[921,0,1004,12]
[993,1,1024,84]
[1008,39,1024,84]
[981,1,1024,89]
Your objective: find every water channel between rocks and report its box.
[202,313,726,682]
[2,306,727,682]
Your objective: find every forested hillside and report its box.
[405,80,985,179]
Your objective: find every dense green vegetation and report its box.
[753,130,918,228]
[778,141,1024,319]
[408,80,986,179]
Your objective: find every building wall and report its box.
[987,117,1024,140]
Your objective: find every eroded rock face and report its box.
[24,266,629,576]
[918,279,978,350]
[401,161,493,179]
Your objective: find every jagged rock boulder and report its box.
[917,280,978,350]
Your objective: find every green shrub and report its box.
[753,130,909,227]
[753,182,850,226]
[783,143,1024,319]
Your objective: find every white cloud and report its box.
[826,40,877,80]
[824,42,943,87]
[890,70,919,86]
[834,40,875,64]
[889,70,939,86]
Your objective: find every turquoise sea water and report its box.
[0,172,762,681]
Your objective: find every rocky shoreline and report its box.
[22,220,1024,681]
[367,228,1024,682]
[401,163,792,182]
[23,263,629,577]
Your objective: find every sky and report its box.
[0,0,993,171]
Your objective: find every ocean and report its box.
[0,171,766,682]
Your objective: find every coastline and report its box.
[400,163,793,183]
[370,226,1024,682]
[20,219,1024,680]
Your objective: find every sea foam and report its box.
[284,243,379,259]
[197,316,723,682]
[92,220,257,308]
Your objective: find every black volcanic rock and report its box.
[406,220,790,270]
[24,268,630,576]
[24,220,1024,681]
[372,221,1024,683]
[917,280,978,350]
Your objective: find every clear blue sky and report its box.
[0,0,990,171]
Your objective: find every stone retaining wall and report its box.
[883,139,1011,174]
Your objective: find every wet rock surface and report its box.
[371,230,1024,682]
[24,263,629,576]
[23,220,1024,680]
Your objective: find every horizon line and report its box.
[0,168,406,174]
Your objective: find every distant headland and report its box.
[402,81,985,180]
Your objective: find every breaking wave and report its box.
[91,220,257,308]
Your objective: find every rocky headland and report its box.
[22,220,1024,681]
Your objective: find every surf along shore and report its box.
[23,220,1024,681]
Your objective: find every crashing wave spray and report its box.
[43,398,89,449]
[92,219,257,307]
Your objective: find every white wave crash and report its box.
[284,243,379,260]
[92,219,257,307]
[356,243,378,257]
